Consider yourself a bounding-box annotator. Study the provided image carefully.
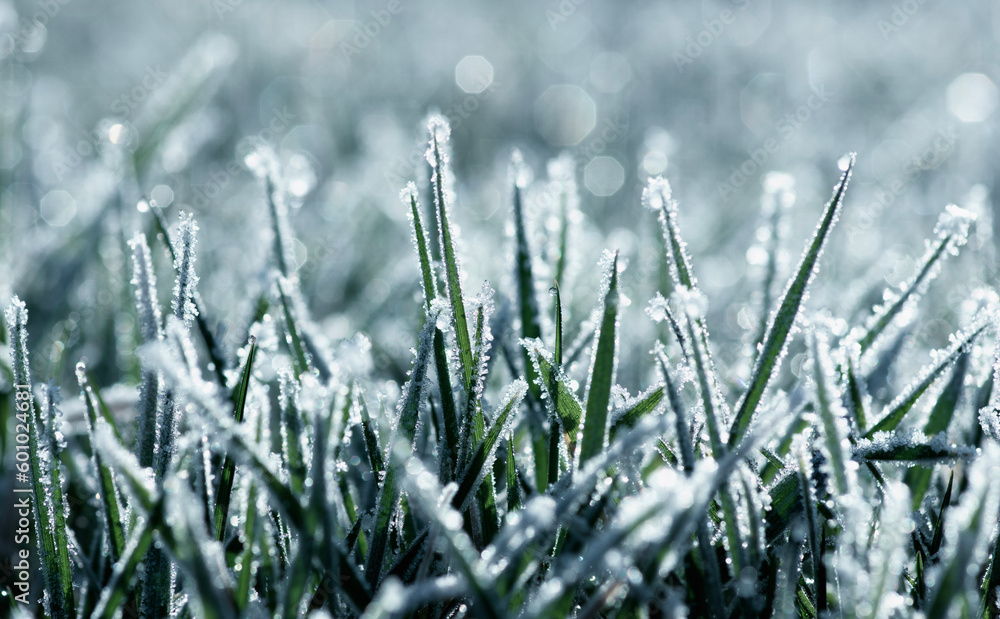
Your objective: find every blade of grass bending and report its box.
[865,318,988,439]
[427,118,475,393]
[6,299,71,618]
[214,335,258,542]
[366,319,433,588]
[579,253,620,465]
[730,155,855,448]
[906,353,967,508]
[77,364,126,561]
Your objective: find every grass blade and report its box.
[6,299,72,618]
[76,363,126,562]
[809,329,853,495]
[427,116,475,393]
[729,154,855,448]
[366,319,434,587]
[608,384,665,441]
[865,316,988,438]
[579,252,620,465]
[214,335,258,542]
[453,380,527,512]
[857,204,975,354]
[905,352,967,507]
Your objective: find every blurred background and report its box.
[0,0,999,447]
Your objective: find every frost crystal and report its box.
[170,212,200,328]
[642,176,671,211]
[646,292,670,323]
[934,203,976,245]
[674,286,709,320]
[5,297,30,386]
[130,232,163,343]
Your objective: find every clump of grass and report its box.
[5,115,1000,619]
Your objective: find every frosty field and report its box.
[2,1,1000,618]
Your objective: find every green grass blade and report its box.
[234,482,258,612]
[609,385,665,442]
[276,279,310,380]
[506,434,521,512]
[93,511,157,619]
[39,385,75,615]
[214,335,258,542]
[844,352,868,433]
[452,380,527,512]
[403,182,439,312]
[6,299,71,618]
[529,345,583,436]
[147,204,231,390]
[729,154,855,448]
[359,395,385,475]
[809,329,852,495]
[77,364,126,562]
[511,158,543,405]
[857,236,949,353]
[433,327,461,481]
[905,353,967,507]
[930,470,954,558]
[681,290,727,455]
[365,319,433,587]
[579,253,620,464]
[552,281,564,366]
[427,117,475,393]
[854,434,975,464]
[795,445,825,613]
[865,318,988,438]
[655,347,695,471]
[858,205,974,355]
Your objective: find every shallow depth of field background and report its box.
[1,0,998,452]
